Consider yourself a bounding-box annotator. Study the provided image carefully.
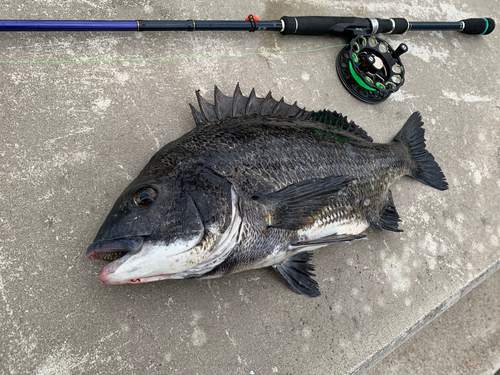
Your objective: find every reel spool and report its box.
[336,34,408,104]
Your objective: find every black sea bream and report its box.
[86,84,448,297]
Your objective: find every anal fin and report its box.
[273,252,320,298]
[371,190,403,232]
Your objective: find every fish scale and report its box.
[174,119,407,277]
[196,119,399,192]
[87,84,447,297]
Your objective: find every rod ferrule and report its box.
[369,18,379,34]
[387,19,396,34]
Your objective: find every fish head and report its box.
[86,169,234,285]
[86,175,211,284]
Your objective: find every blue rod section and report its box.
[0,19,282,32]
[0,20,139,31]
[138,20,281,31]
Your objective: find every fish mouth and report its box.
[86,237,145,263]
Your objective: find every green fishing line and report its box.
[0,44,347,65]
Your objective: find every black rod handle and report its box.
[279,16,411,35]
[280,16,370,36]
[280,16,495,36]
[460,18,495,34]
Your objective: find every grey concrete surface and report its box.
[0,0,498,374]
[369,269,500,375]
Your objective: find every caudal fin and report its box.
[394,112,448,191]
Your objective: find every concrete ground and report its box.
[0,0,499,374]
[370,269,500,375]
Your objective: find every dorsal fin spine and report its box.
[232,83,244,118]
[189,104,206,127]
[214,85,223,120]
[245,88,257,116]
[189,84,373,142]
[259,92,273,115]
[285,102,300,118]
[272,98,284,116]
[296,107,306,119]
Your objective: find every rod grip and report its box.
[460,18,495,34]
[389,18,409,34]
[280,16,370,36]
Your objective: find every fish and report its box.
[86,84,448,297]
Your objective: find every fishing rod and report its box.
[0,15,495,103]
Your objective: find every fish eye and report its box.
[133,187,157,208]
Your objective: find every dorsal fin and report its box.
[189,84,373,142]
[312,110,373,142]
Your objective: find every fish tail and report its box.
[394,112,448,191]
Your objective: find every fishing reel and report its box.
[336,33,408,103]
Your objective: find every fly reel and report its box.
[336,34,408,104]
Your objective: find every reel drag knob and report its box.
[336,34,407,104]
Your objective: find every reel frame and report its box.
[336,33,408,104]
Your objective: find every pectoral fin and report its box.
[254,175,353,230]
[290,233,366,250]
[273,252,320,297]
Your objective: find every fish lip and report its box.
[87,237,145,284]
[86,236,145,259]
[99,252,134,283]
[99,268,178,285]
